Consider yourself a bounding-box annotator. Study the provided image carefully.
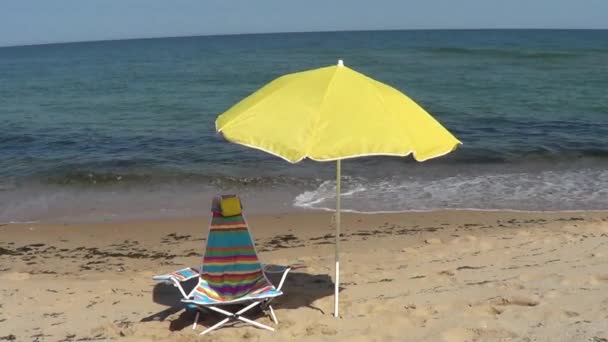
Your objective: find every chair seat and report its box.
[183,281,283,306]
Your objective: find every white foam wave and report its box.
[294,179,367,208]
[293,169,608,212]
[2,168,607,223]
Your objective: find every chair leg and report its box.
[192,310,200,330]
[198,301,278,335]
[268,305,278,324]
[238,316,275,332]
[200,317,231,335]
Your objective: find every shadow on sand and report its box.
[141,270,337,332]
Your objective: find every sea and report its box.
[1,29,607,223]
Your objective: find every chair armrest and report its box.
[263,263,306,291]
[153,267,200,282]
[276,267,291,291]
[263,263,306,274]
[153,267,200,300]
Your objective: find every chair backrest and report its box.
[200,196,270,300]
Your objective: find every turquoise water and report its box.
[1,30,607,222]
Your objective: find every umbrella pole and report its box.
[334,159,341,318]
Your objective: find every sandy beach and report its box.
[1,210,608,341]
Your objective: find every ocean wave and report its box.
[411,147,608,166]
[0,133,37,144]
[3,165,608,222]
[40,169,320,188]
[8,146,608,190]
[294,169,608,212]
[424,47,583,60]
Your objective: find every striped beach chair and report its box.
[154,196,291,335]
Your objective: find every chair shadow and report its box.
[140,270,337,332]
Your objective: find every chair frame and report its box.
[159,265,290,334]
[189,267,290,335]
[154,203,293,335]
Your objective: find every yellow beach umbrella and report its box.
[216,60,461,317]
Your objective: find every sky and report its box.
[1,0,607,47]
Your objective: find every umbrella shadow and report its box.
[266,271,336,314]
[141,270,337,331]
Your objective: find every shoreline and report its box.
[3,208,608,226]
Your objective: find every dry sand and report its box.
[1,210,608,341]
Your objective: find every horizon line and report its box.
[1,27,607,49]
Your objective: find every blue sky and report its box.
[1,0,607,47]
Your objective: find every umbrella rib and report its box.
[305,66,341,158]
[217,74,295,133]
[367,80,416,154]
[366,79,461,160]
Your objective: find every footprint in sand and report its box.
[90,322,134,339]
[441,327,475,342]
[563,310,580,318]
[543,290,562,299]
[490,296,540,307]
[400,247,419,255]
[438,270,456,277]
[305,324,336,336]
[278,318,295,329]
[241,330,261,339]
[596,274,608,281]
[2,272,30,281]
[478,240,494,252]
[590,274,608,285]
[449,237,462,244]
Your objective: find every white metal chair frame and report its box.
[164,266,291,335]
[155,199,295,335]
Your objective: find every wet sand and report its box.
[1,210,608,341]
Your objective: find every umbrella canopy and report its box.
[216,60,460,162]
[215,60,461,317]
